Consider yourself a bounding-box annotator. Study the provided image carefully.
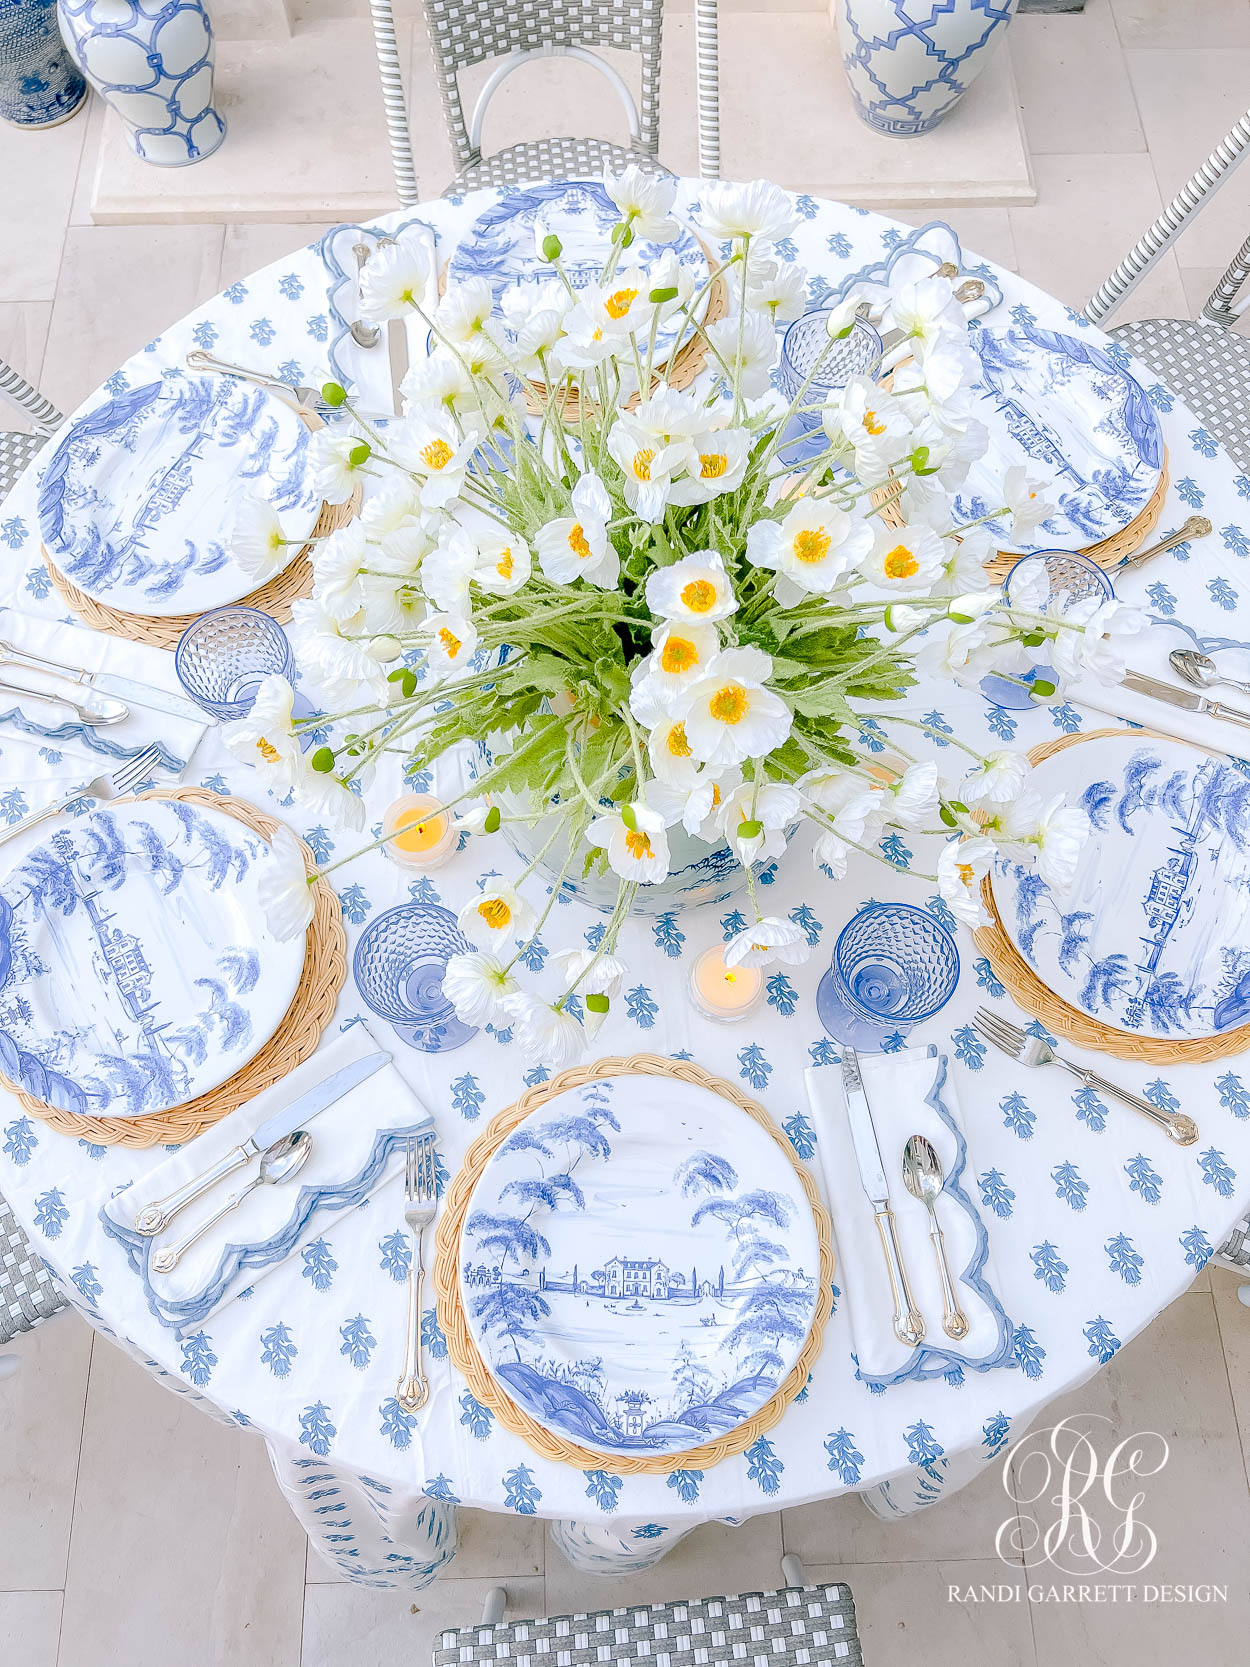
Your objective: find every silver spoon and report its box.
[901,1135,969,1341]
[0,673,127,726]
[1169,647,1250,698]
[150,1131,312,1274]
[1118,514,1212,572]
[350,241,381,349]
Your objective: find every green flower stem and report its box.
[555,879,637,1009]
[502,815,592,976]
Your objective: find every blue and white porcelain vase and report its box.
[835,0,1018,136]
[56,0,225,165]
[0,0,87,127]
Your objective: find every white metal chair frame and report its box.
[0,357,63,517]
[369,0,720,206]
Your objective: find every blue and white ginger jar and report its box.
[835,0,1019,136]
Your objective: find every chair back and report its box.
[1,1189,67,1346]
[422,0,664,176]
[0,357,63,438]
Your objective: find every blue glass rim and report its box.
[832,901,961,1025]
[174,604,295,720]
[1003,549,1116,610]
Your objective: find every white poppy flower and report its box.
[308,428,370,505]
[257,824,315,942]
[312,519,370,623]
[535,470,619,588]
[878,276,966,357]
[646,620,720,695]
[586,800,671,885]
[433,277,496,350]
[723,915,811,969]
[680,645,792,769]
[457,880,535,946]
[300,763,367,833]
[859,522,947,592]
[961,750,1033,808]
[668,427,753,506]
[288,597,394,704]
[1001,464,1056,539]
[570,268,656,340]
[746,500,872,595]
[604,164,680,242]
[420,611,478,674]
[916,613,1000,685]
[707,310,778,399]
[474,528,532,595]
[552,947,627,1037]
[648,772,720,836]
[389,412,480,509]
[645,550,737,623]
[813,829,851,876]
[800,768,887,844]
[222,674,303,788]
[699,179,797,245]
[1034,795,1091,888]
[885,761,940,829]
[420,528,477,612]
[647,716,702,787]
[606,419,679,523]
[937,834,995,927]
[503,993,587,1069]
[745,258,808,322]
[823,375,915,476]
[1055,597,1146,686]
[230,493,292,583]
[442,950,519,1026]
[400,349,478,418]
[360,475,425,542]
[719,781,800,864]
[357,232,435,321]
[631,386,707,444]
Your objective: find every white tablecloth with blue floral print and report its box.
[3,182,1250,1589]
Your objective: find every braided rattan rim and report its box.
[2,787,346,1148]
[433,1052,835,1475]
[983,452,1169,580]
[974,725,1250,1063]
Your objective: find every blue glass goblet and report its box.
[352,902,480,1054]
[776,310,883,467]
[979,550,1115,711]
[175,606,295,721]
[816,902,961,1052]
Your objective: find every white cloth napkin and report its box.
[804,1046,1015,1388]
[0,606,210,813]
[321,220,438,412]
[1070,663,1250,757]
[100,1023,433,1330]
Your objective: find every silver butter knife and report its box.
[841,1048,926,1347]
[1120,668,1250,730]
[90,672,210,726]
[132,1049,391,1235]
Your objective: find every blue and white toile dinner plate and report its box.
[0,799,306,1116]
[460,1068,821,1458]
[447,179,711,369]
[38,375,320,617]
[953,321,1164,554]
[988,733,1250,1040]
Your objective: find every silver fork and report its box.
[0,744,162,851]
[396,1133,438,1413]
[184,349,336,419]
[972,1007,1199,1146]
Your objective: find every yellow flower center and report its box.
[957,862,976,888]
[592,326,603,342]
[661,636,699,675]
[632,447,655,482]
[256,737,281,764]
[438,626,461,657]
[605,287,639,320]
[421,438,455,470]
[793,527,832,565]
[625,828,654,860]
[666,723,692,758]
[709,683,748,724]
[863,408,886,437]
[711,783,722,807]
[477,898,511,930]
[699,452,729,479]
[884,543,919,580]
[568,523,591,560]
[496,548,514,580]
[681,578,718,613]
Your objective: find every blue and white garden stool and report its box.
[0,0,87,127]
[835,0,1018,136]
[56,0,225,164]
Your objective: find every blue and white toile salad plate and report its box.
[461,1069,821,1458]
[954,321,1164,553]
[0,799,306,1116]
[38,375,320,617]
[447,179,711,370]
[989,734,1250,1040]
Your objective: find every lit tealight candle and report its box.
[688,945,764,1023]
[382,793,457,871]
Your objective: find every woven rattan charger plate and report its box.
[0,786,346,1148]
[434,1052,835,1476]
[974,726,1250,1064]
[40,397,361,649]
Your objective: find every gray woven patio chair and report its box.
[1214,1212,1250,1306]
[432,1556,864,1666]
[0,354,64,498]
[1,1189,68,1381]
[369,0,721,204]
[1084,109,1250,471]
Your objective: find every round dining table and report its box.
[2,179,1249,1591]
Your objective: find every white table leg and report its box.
[550,1516,696,1574]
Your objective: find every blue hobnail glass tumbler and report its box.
[175,606,295,720]
[979,549,1115,712]
[352,902,479,1054]
[816,902,961,1052]
[775,311,882,469]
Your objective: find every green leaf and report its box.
[483,805,501,833]
[541,233,562,262]
[310,746,336,774]
[320,381,347,407]
[585,992,610,1014]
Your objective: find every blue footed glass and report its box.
[175,606,295,721]
[980,549,1115,710]
[817,902,960,1051]
[353,903,480,1054]
[0,0,87,127]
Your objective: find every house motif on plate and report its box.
[616,1389,651,1437]
[602,1256,670,1299]
[463,1262,502,1288]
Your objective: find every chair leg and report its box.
[368,0,420,208]
[781,1552,808,1588]
[480,1586,507,1625]
[694,0,721,181]
[0,1353,20,1381]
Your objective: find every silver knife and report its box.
[132,1050,391,1236]
[1120,668,1250,730]
[90,671,213,726]
[841,1047,926,1347]
[376,236,408,416]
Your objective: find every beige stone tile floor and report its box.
[3,2,1250,1662]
